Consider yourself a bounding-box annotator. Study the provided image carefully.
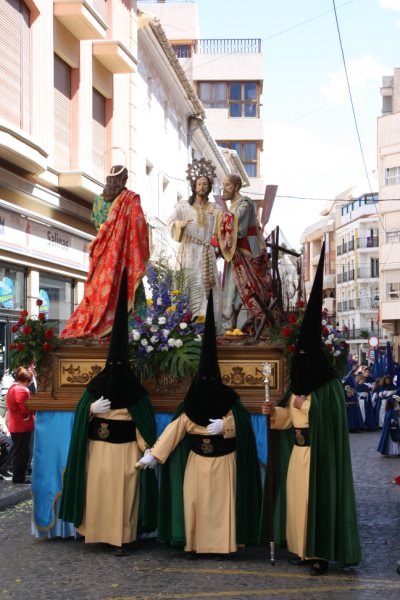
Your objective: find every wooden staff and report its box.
[262,361,275,565]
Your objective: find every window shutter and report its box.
[0,0,30,130]
[92,89,106,182]
[54,54,72,171]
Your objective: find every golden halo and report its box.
[103,147,127,176]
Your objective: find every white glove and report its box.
[138,450,157,470]
[207,418,224,435]
[90,396,111,414]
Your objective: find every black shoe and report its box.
[12,479,31,485]
[310,560,329,576]
[185,552,197,560]
[289,557,311,566]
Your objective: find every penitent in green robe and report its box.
[260,379,361,566]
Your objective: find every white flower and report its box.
[179,323,188,330]
[174,339,183,348]
[168,338,175,347]
[322,320,327,326]
[132,330,141,341]
[328,334,335,341]
[158,317,166,325]
[162,329,170,337]
[161,346,169,352]
[150,325,158,333]
[195,335,201,342]
[141,339,148,347]
[150,336,158,344]
[146,345,154,353]
[157,297,163,306]
[146,317,152,324]
[333,350,341,357]
[324,339,331,345]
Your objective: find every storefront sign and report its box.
[0,207,90,272]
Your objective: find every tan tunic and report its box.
[271,395,311,559]
[151,412,237,553]
[78,408,147,547]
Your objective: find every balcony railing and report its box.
[196,38,261,54]
[357,268,379,279]
[337,273,342,284]
[357,236,379,249]
[386,229,400,243]
[341,328,380,340]
[347,269,355,281]
[348,239,355,251]
[337,246,342,256]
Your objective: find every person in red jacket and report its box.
[6,367,34,484]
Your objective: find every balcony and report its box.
[357,268,379,279]
[92,41,137,73]
[348,239,355,251]
[357,236,379,249]
[341,328,380,340]
[54,0,107,40]
[337,246,342,256]
[0,120,48,174]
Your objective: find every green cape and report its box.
[157,399,262,547]
[59,390,158,532]
[260,379,361,566]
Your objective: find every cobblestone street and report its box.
[0,431,400,600]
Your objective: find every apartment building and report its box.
[137,1,265,206]
[377,68,400,360]
[301,177,384,363]
[0,0,238,376]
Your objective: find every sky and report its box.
[193,0,400,248]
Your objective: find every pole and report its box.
[262,361,275,565]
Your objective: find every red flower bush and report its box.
[20,310,29,317]
[281,326,293,338]
[10,309,59,370]
[295,300,305,308]
[287,314,297,325]
[36,299,43,306]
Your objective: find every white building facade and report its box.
[377,68,400,360]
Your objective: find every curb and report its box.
[0,482,31,511]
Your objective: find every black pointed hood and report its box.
[86,270,147,408]
[184,290,238,426]
[290,242,336,395]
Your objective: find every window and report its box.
[92,89,106,182]
[218,141,259,177]
[371,257,379,278]
[228,82,258,117]
[0,0,30,131]
[198,81,259,116]
[171,44,193,58]
[0,264,25,310]
[387,282,400,301]
[385,166,400,186]
[198,82,227,108]
[54,54,72,171]
[38,273,73,333]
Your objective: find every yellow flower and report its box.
[146,299,153,306]
[166,305,176,313]
[171,289,181,296]
[195,315,205,323]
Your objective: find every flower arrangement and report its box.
[270,300,349,377]
[9,300,59,371]
[129,264,204,381]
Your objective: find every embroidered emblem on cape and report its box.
[98,422,110,440]
[201,438,214,454]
